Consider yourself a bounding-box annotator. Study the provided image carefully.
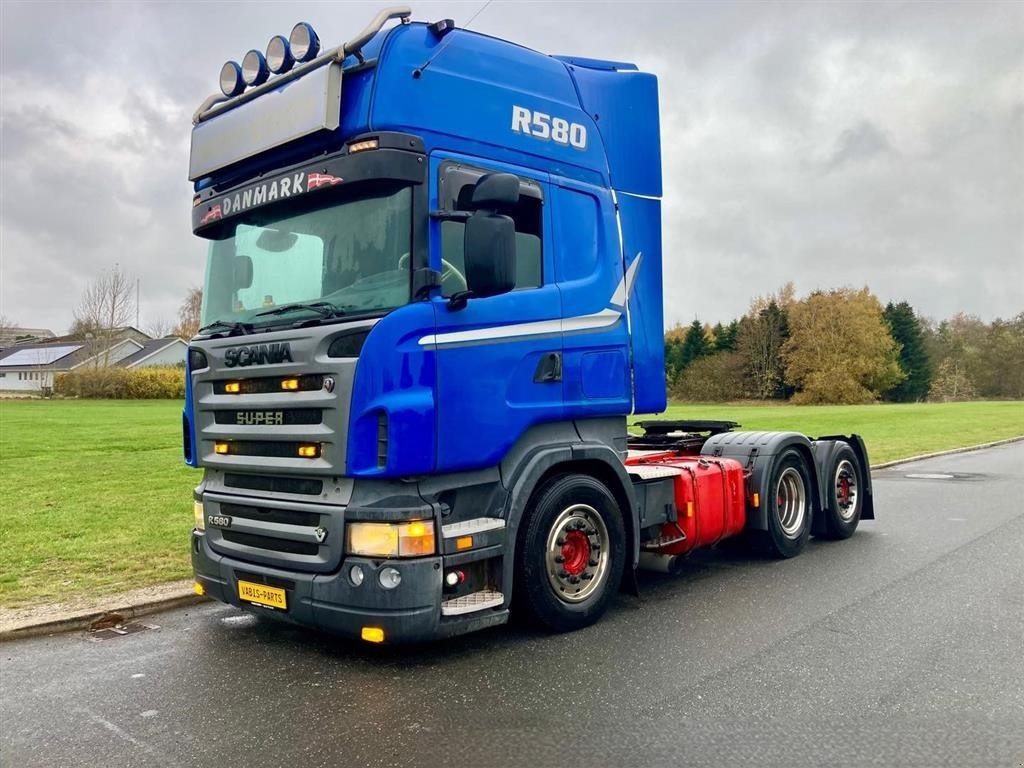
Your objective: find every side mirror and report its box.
[471,173,520,210]
[463,211,516,299]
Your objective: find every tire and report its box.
[513,473,626,632]
[754,449,813,559]
[818,445,864,540]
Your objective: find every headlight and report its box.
[346,520,435,557]
[194,498,205,531]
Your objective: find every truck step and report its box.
[627,464,684,480]
[441,589,504,616]
[642,532,687,550]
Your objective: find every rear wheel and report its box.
[755,449,813,558]
[514,473,625,632]
[818,445,864,540]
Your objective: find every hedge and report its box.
[54,366,185,399]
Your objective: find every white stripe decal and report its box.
[419,254,641,348]
[611,252,643,307]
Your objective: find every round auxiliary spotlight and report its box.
[241,49,270,86]
[289,22,321,62]
[266,34,294,74]
[219,61,245,98]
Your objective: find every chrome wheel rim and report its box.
[776,467,807,539]
[834,459,859,522]
[545,503,610,603]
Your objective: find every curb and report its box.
[4,436,1022,642]
[869,435,1024,470]
[0,589,207,643]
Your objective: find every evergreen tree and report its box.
[715,319,740,352]
[680,319,710,368]
[883,301,933,402]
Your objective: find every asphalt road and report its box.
[3,443,1023,768]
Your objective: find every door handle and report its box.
[533,352,563,383]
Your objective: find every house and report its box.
[0,338,143,393]
[0,326,55,348]
[115,337,187,368]
[48,326,151,346]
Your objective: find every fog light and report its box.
[361,626,384,643]
[378,567,402,590]
[349,565,364,586]
[444,570,465,587]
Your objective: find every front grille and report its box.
[224,473,324,496]
[221,502,320,527]
[214,409,322,426]
[221,530,319,556]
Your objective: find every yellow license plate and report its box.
[237,580,287,610]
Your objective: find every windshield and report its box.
[200,185,412,330]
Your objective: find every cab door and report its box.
[427,155,563,473]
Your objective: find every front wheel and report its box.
[514,474,626,632]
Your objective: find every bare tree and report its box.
[74,265,136,365]
[172,287,203,339]
[0,314,16,347]
[145,316,174,338]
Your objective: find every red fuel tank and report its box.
[629,455,747,555]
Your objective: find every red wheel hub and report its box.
[561,530,591,576]
[838,476,851,507]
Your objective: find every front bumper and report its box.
[192,531,507,643]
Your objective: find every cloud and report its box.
[1,0,1022,336]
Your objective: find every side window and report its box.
[440,176,543,296]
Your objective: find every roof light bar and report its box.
[195,7,412,124]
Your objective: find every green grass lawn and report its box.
[1,398,1022,608]
[648,401,1024,464]
[0,400,197,608]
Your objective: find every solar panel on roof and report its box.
[0,345,83,367]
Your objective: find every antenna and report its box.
[414,0,494,78]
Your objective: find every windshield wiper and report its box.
[197,319,253,336]
[252,301,345,320]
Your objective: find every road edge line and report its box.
[869,435,1024,470]
[0,591,208,643]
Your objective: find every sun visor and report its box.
[189,62,342,181]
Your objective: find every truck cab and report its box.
[186,8,872,643]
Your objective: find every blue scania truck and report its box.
[185,7,874,643]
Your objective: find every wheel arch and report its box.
[703,431,821,532]
[500,444,639,606]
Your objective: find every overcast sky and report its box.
[1,1,1021,335]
